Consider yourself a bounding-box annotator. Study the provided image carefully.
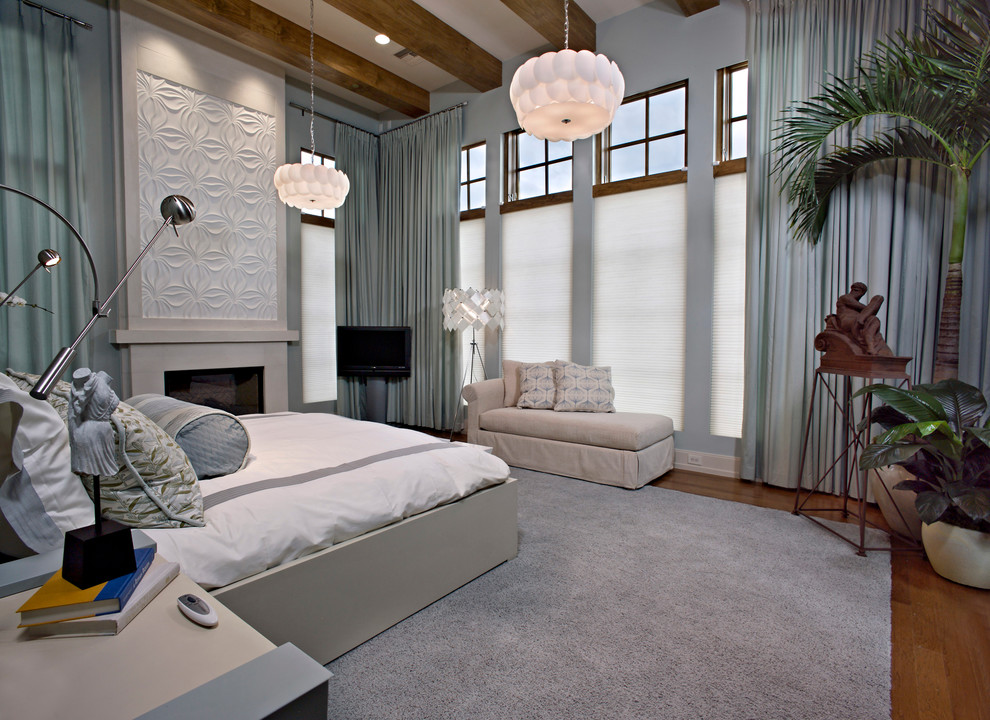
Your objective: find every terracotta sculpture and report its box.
[814,282,910,377]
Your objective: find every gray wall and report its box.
[432,0,748,458]
[6,0,749,460]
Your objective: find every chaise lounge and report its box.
[462,360,675,489]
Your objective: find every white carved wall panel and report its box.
[136,71,278,320]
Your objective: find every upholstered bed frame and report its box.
[213,477,518,664]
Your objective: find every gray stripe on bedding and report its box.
[203,442,457,509]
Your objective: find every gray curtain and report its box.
[334,122,381,419]
[378,107,462,428]
[334,107,463,428]
[742,0,990,489]
[0,4,92,373]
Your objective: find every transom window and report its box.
[460,142,486,217]
[503,130,573,205]
[300,148,336,226]
[597,81,687,190]
[715,62,748,172]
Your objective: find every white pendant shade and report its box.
[509,48,625,142]
[274,162,350,210]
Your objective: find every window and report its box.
[301,222,336,403]
[592,184,687,428]
[300,149,337,225]
[596,82,687,194]
[460,142,486,219]
[503,130,572,207]
[501,203,572,362]
[714,62,748,173]
[458,216,487,382]
[710,61,748,437]
[710,173,746,437]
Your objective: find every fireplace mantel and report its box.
[112,330,298,344]
[113,329,298,413]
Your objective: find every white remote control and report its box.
[177,593,219,628]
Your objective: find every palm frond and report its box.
[782,127,953,243]
[773,0,990,244]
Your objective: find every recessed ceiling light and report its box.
[374,33,390,45]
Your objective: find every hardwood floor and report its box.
[652,469,990,720]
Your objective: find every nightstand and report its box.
[0,571,330,719]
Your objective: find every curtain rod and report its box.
[287,100,468,137]
[20,0,92,29]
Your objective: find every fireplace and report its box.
[164,366,264,415]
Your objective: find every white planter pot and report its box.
[921,521,990,589]
[870,466,922,542]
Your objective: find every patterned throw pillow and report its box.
[516,362,558,409]
[5,370,205,529]
[553,362,616,413]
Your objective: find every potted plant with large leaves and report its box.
[856,379,990,588]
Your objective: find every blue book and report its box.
[17,547,156,626]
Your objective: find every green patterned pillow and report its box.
[516,362,558,409]
[553,361,616,413]
[5,370,204,528]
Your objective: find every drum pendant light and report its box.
[273,0,350,210]
[509,0,625,142]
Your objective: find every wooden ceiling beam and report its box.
[320,0,502,93]
[674,0,720,17]
[499,0,595,53]
[144,0,431,117]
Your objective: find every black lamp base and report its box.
[62,520,136,589]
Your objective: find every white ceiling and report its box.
[256,0,655,104]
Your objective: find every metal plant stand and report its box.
[792,365,921,556]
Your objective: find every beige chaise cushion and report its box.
[479,407,672,452]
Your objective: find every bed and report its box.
[0,374,518,664]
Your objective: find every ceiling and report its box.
[142,0,720,118]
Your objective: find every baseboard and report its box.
[673,449,740,479]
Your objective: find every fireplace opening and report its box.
[163,366,264,415]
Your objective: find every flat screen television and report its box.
[336,326,412,378]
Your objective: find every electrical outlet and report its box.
[687,453,702,466]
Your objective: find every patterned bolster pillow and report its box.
[125,394,250,480]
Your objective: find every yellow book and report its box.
[17,547,155,626]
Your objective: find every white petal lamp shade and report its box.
[443,288,505,332]
[509,49,625,142]
[273,162,350,210]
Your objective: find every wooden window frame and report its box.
[595,80,689,193]
[460,141,487,220]
[714,61,748,176]
[501,129,573,212]
[299,148,336,228]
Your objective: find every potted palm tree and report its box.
[856,380,990,588]
[774,0,990,381]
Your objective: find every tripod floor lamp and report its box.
[443,288,504,433]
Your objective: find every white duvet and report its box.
[143,413,510,589]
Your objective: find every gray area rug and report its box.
[327,469,891,720]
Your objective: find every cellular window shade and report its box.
[711,173,746,437]
[301,223,337,403]
[501,203,572,363]
[458,217,487,380]
[593,185,686,428]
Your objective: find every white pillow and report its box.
[0,374,94,556]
